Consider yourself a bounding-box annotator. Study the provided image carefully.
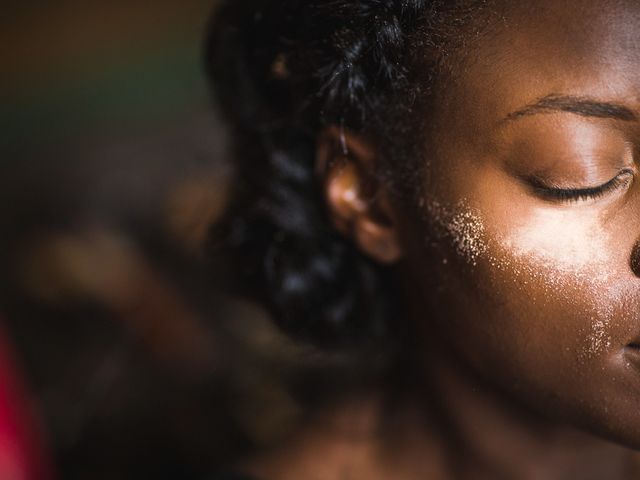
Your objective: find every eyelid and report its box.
[527,168,634,204]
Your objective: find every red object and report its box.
[0,321,54,480]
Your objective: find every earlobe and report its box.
[355,218,403,264]
[317,127,403,265]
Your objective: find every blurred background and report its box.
[0,2,305,478]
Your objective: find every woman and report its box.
[207,0,640,478]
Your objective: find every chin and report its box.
[554,352,640,452]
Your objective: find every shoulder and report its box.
[236,396,449,480]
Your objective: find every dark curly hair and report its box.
[205,0,489,350]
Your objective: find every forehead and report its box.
[435,0,640,129]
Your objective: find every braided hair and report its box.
[205,1,487,350]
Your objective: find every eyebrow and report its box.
[505,94,638,122]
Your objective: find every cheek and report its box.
[405,160,640,443]
[500,208,610,272]
[416,197,640,404]
[492,207,628,358]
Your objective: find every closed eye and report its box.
[528,168,634,204]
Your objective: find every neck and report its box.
[242,353,638,480]
[243,334,639,480]
[395,337,638,480]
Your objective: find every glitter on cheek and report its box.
[588,317,612,356]
[493,207,623,358]
[586,289,616,356]
[421,198,488,266]
[584,283,634,358]
[421,195,626,358]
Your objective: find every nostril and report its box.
[630,242,640,278]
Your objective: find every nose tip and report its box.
[630,242,640,278]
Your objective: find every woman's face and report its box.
[401,0,640,446]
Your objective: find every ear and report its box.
[316,126,402,264]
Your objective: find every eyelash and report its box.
[531,168,635,204]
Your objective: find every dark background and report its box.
[0,3,301,478]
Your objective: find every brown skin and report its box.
[248,1,640,478]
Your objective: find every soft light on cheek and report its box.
[494,207,630,357]
[422,193,639,362]
[498,208,611,273]
[423,197,613,282]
